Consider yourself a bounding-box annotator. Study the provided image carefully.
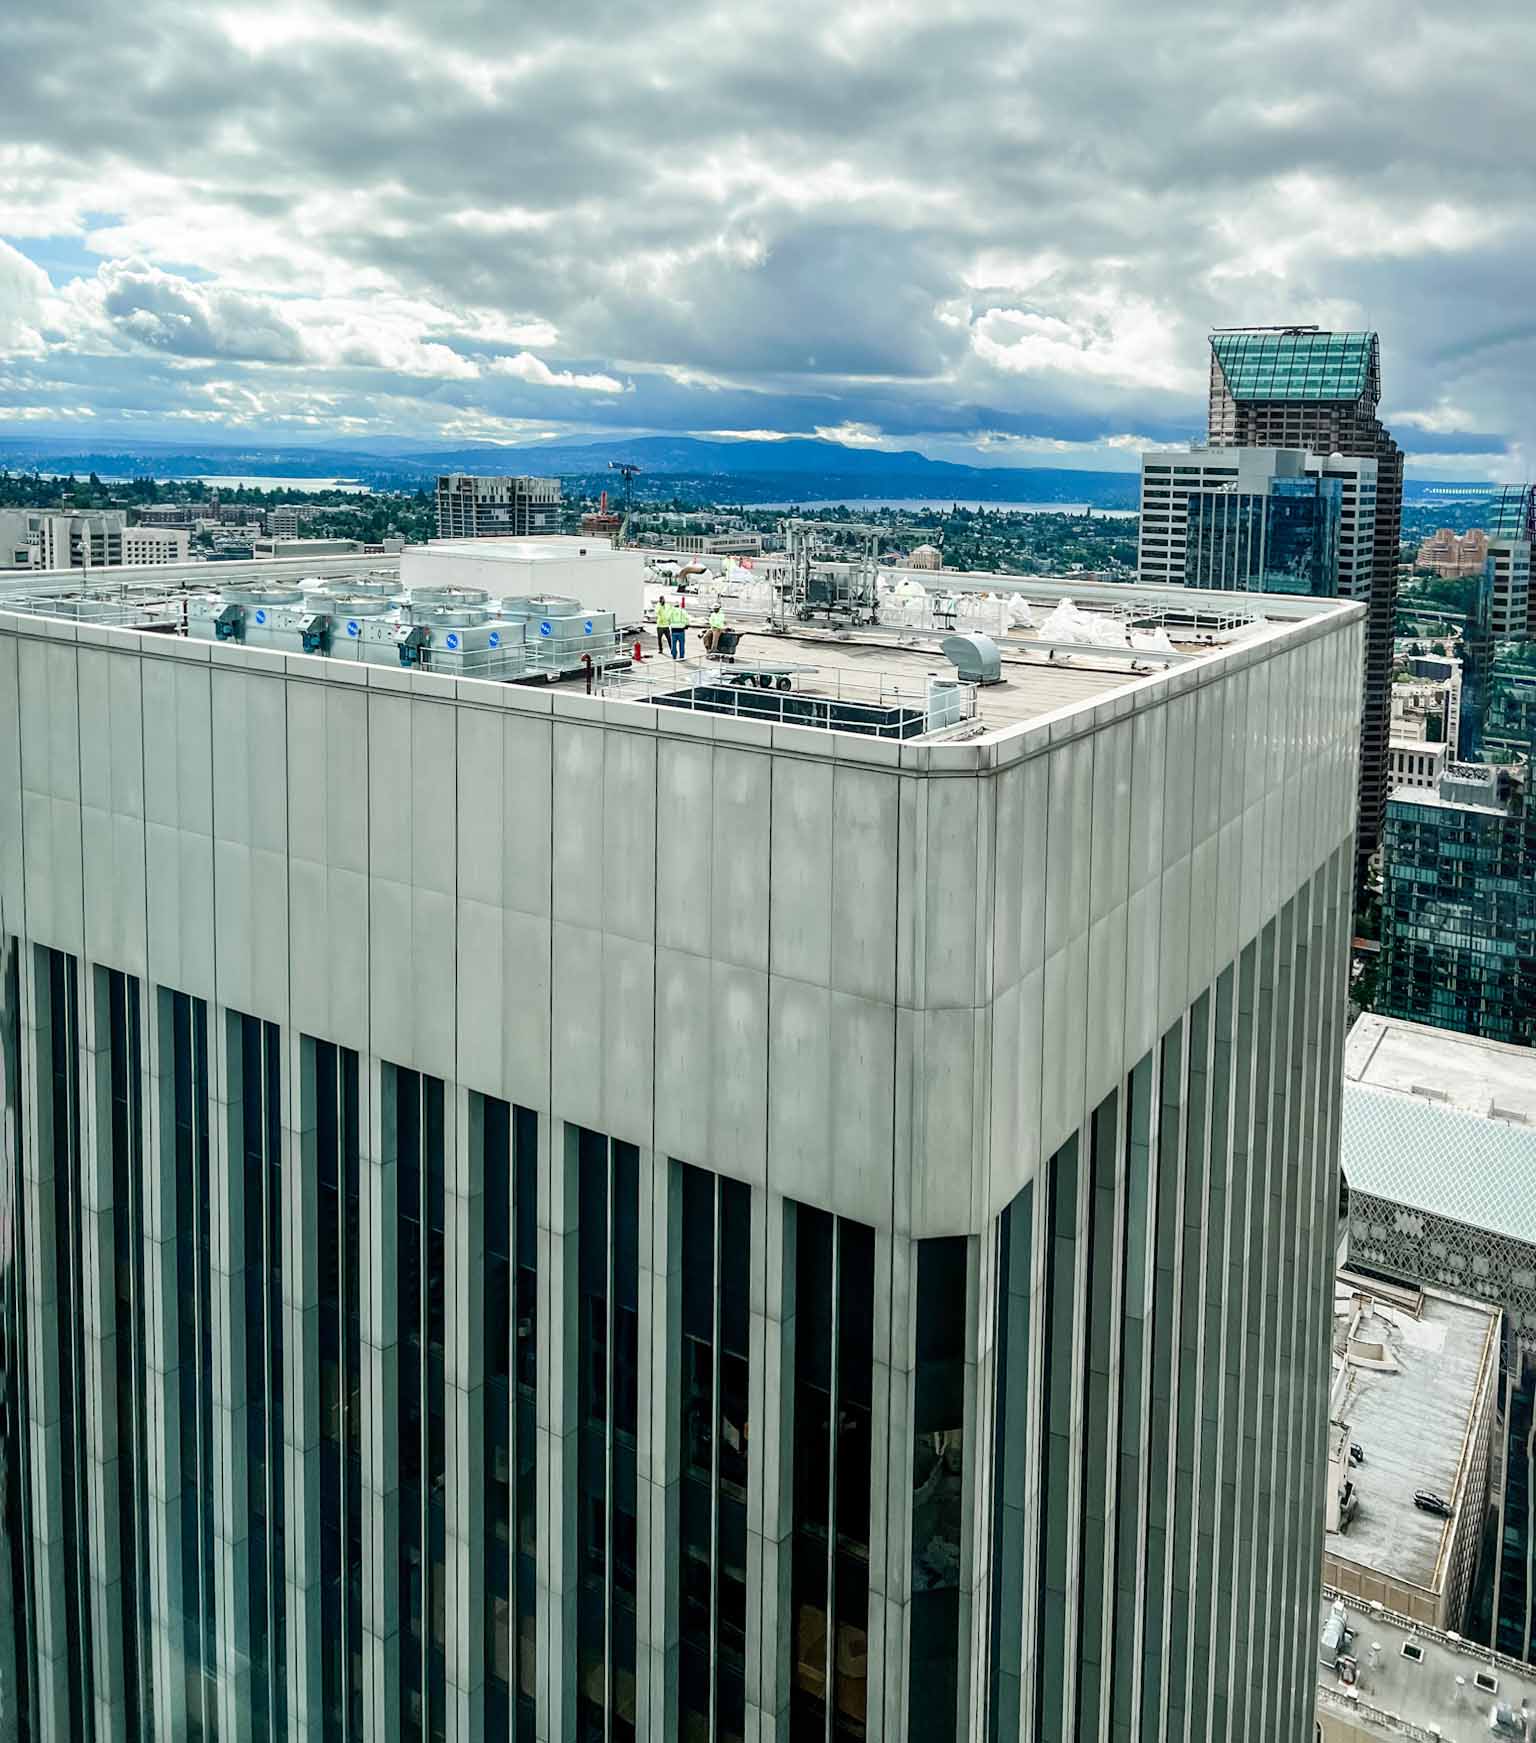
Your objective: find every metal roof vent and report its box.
[941,632,1002,686]
[231,585,306,607]
[499,593,582,620]
[304,590,393,618]
[407,585,490,610]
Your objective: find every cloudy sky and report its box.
[0,0,1532,473]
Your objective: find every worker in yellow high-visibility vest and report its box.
[654,596,670,656]
[669,597,689,659]
[704,606,726,655]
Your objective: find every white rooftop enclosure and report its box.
[399,534,649,621]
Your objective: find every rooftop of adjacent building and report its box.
[1387,760,1522,818]
[0,547,1361,748]
[1317,1588,1536,1739]
[1140,443,1379,478]
[1342,1014,1536,1248]
[1325,1275,1500,1599]
[436,472,561,492]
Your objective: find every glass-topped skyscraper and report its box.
[1208,328,1403,877]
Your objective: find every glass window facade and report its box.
[162,987,219,1740]
[1110,1056,1154,1740]
[0,939,36,1743]
[233,1014,285,1741]
[1138,1022,1185,1737]
[1379,778,1536,1046]
[1210,330,1375,403]
[311,1038,363,1742]
[988,1182,1032,1743]
[1075,1097,1118,1742]
[790,1204,874,1743]
[37,950,94,1739]
[575,1127,640,1743]
[388,1065,448,1743]
[103,970,151,1743]
[676,1162,750,1743]
[481,1095,538,1738]
[909,1236,968,1742]
[1035,1135,1079,1740]
[1184,477,1340,596]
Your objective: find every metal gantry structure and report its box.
[770,517,942,630]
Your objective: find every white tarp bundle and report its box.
[1036,598,1130,648]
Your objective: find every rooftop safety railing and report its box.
[600,653,977,739]
[0,586,188,631]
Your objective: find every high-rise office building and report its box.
[1206,328,1403,870]
[435,473,562,540]
[0,564,1362,1742]
[1137,446,1370,596]
[1379,761,1536,1046]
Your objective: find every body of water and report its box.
[181,474,373,493]
[76,473,376,494]
[750,498,1137,516]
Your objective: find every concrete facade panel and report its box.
[0,589,1363,1743]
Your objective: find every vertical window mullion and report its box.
[824,1221,840,1743]
[708,1178,722,1741]
[61,960,92,1735]
[419,1074,431,1738]
[604,1139,616,1743]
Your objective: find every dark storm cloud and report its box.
[1,0,1534,469]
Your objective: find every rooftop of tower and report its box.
[0,550,1361,751]
[1210,328,1378,404]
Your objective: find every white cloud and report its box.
[489,353,625,393]
[1,0,1535,466]
[0,238,51,355]
[812,421,889,447]
[1388,402,1482,435]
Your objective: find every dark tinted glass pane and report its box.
[791,1205,834,1735]
[833,1219,874,1741]
[988,1184,1032,1743]
[910,1236,967,1742]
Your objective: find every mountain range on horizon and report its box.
[0,429,1489,506]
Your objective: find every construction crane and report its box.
[608,460,640,545]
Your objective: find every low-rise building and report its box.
[251,536,365,558]
[1341,1014,1536,1665]
[1390,654,1461,755]
[668,531,764,555]
[1415,525,1489,577]
[134,503,197,529]
[122,525,190,565]
[1342,1013,1536,1346]
[1387,737,1448,793]
[1316,1588,1536,1741]
[0,510,186,570]
[1324,1274,1500,1632]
